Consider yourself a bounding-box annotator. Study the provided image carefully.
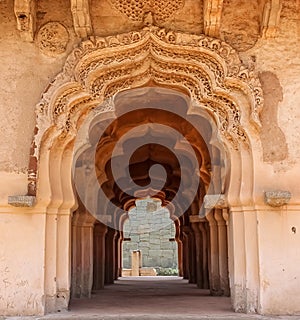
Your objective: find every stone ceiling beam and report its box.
[203,0,224,38]
[71,0,92,38]
[14,0,36,41]
[261,0,282,38]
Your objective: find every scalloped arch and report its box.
[29,26,263,196]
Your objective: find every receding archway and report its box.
[29,27,263,314]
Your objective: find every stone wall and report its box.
[123,199,178,270]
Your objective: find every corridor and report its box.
[21,277,298,320]
[70,276,230,316]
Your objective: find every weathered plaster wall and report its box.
[257,210,300,314]
[0,213,45,316]
[239,4,300,313]
[0,1,76,203]
[238,0,300,202]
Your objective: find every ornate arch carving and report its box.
[30,26,263,196]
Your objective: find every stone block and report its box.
[8,195,36,207]
[203,194,227,209]
[264,190,291,207]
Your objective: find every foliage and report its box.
[155,267,178,276]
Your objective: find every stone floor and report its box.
[5,277,300,320]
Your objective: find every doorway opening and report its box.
[122,198,178,277]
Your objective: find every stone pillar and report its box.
[56,211,72,311]
[181,232,189,279]
[45,210,58,312]
[184,226,196,284]
[72,211,95,298]
[176,236,184,277]
[131,250,141,276]
[198,222,209,289]
[206,210,221,295]
[191,222,204,288]
[114,230,121,280]
[215,209,229,296]
[105,227,116,284]
[118,231,124,277]
[93,222,107,290]
[175,221,183,277]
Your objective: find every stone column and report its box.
[184,226,196,284]
[56,211,72,311]
[206,210,221,295]
[176,236,184,277]
[215,209,229,296]
[114,230,121,280]
[93,222,107,290]
[45,210,58,311]
[105,227,116,284]
[72,211,95,298]
[181,231,189,279]
[191,221,204,288]
[118,231,124,277]
[198,222,209,289]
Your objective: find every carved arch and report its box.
[30,26,263,197]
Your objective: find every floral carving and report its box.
[37,22,69,57]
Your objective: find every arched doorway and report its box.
[29,27,263,314]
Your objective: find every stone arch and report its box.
[30,26,264,313]
[30,26,263,199]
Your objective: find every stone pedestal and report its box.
[131,250,142,276]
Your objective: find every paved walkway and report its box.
[5,277,300,320]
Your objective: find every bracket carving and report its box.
[203,0,224,38]
[71,0,92,38]
[261,0,282,38]
[14,0,36,41]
